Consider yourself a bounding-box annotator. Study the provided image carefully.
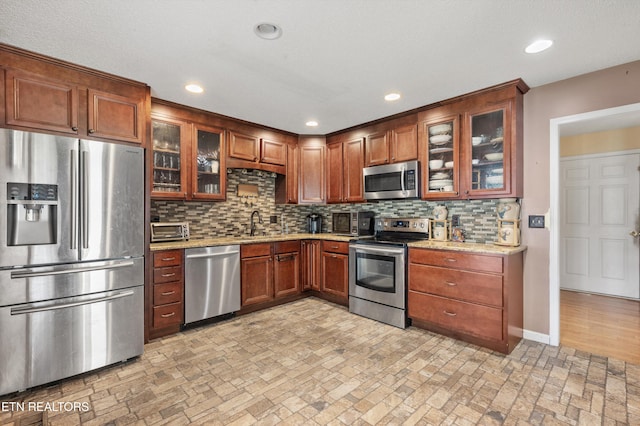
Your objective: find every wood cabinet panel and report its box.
[326,142,343,203]
[274,240,300,254]
[153,249,183,267]
[150,249,185,339]
[229,131,259,162]
[241,243,272,258]
[390,124,418,162]
[299,139,325,204]
[302,240,321,291]
[343,138,365,203]
[409,264,503,306]
[321,251,349,301]
[241,255,274,306]
[153,281,183,305]
[322,240,349,254]
[408,292,503,341]
[409,249,503,273]
[274,251,300,298]
[5,69,78,134]
[260,138,286,165]
[366,131,389,166]
[152,302,183,328]
[87,89,143,143]
[153,265,182,284]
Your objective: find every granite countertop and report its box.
[150,233,526,255]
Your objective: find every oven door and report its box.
[349,243,406,309]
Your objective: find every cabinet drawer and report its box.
[409,264,503,306]
[408,292,503,341]
[274,240,300,254]
[409,249,503,274]
[153,302,183,328]
[241,243,272,258]
[153,250,183,268]
[153,281,183,306]
[153,265,182,284]
[322,240,349,254]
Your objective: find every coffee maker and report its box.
[306,213,323,234]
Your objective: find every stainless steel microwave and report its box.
[150,222,190,242]
[332,211,375,236]
[362,160,420,200]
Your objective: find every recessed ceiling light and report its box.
[254,23,282,40]
[305,120,319,127]
[384,93,401,101]
[185,83,204,93]
[525,39,553,54]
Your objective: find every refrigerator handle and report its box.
[81,150,89,249]
[10,290,135,315]
[70,149,78,250]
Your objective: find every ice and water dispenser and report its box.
[7,182,58,245]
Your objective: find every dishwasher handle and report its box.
[186,250,240,260]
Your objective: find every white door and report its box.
[560,152,639,299]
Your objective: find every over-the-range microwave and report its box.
[362,160,420,200]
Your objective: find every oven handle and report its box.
[352,245,406,256]
[10,290,134,315]
[400,164,406,193]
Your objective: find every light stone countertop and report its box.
[150,233,526,255]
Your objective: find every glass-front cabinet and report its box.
[463,101,512,198]
[423,115,459,199]
[152,118,188,198]
[191,125,225,200]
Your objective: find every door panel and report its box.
[560,153,639,298]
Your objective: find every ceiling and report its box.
[1,0,639,135]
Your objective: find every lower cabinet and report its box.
[240,241,301,308]
[150,249,184,339]
[301,240,321,291]
[320,241,350,305]
[407,248,523,354]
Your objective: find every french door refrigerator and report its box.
[0,129,144,395]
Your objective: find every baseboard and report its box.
[523,329,551,345]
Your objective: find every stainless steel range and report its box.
[349,218,429,328]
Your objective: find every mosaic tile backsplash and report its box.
[151,169,512,243]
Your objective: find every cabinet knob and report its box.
[71,126,78,132]
[88,129,95,134]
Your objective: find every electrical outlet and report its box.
[451,214,460,227]
[269,215,278,224]
[528,215,545,228]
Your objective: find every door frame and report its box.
[549,102,640,346]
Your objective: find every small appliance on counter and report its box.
[306,213,323,234]
[150,222,190,242]
[332,211,375,236]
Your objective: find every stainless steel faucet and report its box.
[250,210,263,236]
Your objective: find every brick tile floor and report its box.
[2,297,639,425]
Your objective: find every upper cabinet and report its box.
[2,46,148,146]
[326,138,365,203]
[227,130,287,174]
[422,114,460,199]
[191,125,226,200]
[298,136,326,204]
[365,123,417,167]
[151,116,189,197]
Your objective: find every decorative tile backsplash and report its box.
[151,169,509,243]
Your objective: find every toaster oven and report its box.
[150,222,190,242]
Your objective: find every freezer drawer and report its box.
[0,286,143,396]
[185,245,240,324]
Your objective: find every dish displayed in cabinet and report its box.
[426,120,456,194]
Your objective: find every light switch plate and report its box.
[528,215,545,228]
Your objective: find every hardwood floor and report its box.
[560,289,640,364]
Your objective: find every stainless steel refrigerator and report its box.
[0,129,144,395]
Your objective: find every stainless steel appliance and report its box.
[184,245,241,324]
[150,221,190,242]
[349,217,429,328]
[332,211,375,236]
[363,160,420,200]
[0,130,144,395]
[306,213,323,234]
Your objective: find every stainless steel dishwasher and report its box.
[184,245,240,324]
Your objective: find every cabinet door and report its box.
[241,255,273,306]
[5,69,79,134]
[87,89,144,144]
[302,240,321,291]
[151,116,190,198]
[191,124,226,200]
[463,102,512,198]
[365,131,389,166]
[423,115,460,199]
[321,251,349,301]
[286,144,298,204]
[326,142,344,203]
[299,143,325,204]
[274,251,300,298]
[390,124,418,163]
[229,131,259,162]
[343,138,365,203]
[260,138,286,166]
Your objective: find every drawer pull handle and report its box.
[444,281,457,286]
[161,312,176,318]
[162,257,176,261]
[443,310,457,317]
[161,291,176,296]
[445,258,457,263]
[161,273,176,277]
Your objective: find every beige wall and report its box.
[522,60,640,336]
[560,126,640,157]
